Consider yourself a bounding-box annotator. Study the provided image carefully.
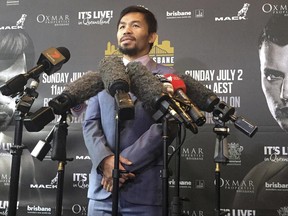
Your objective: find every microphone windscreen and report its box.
[126,61,163,113]
[49,71,104,115]
[178,74,219,112]
[63,70,104,106]
[56,47,71,63]
[98,56,130,96]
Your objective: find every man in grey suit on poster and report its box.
[83,5,176,216]
[233,15,288,215]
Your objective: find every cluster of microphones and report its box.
[46,55,257,136]
[0,47,258,160]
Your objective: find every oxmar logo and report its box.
[217,177,254,193]
[215,3,250,21]
[262,3,288,16]
[181,146,204,161]
[182,210,204,216]
[72,204,87,215]
[78,10,113,26]
[36,14,70,26]
[0,14,27,30]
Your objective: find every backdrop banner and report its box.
[0,0,287,215]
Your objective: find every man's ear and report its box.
[149,32,157,44]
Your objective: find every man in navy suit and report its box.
[83,5,176,216]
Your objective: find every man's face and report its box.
[0,54,26,131]
[117,12,156,59]
[260,41,288,131]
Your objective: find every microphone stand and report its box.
[211,101,258,216]
[211,101,234,216]
[8,81,39,216]
[51,113,73,216]
[112,92,134,216]
[161,116,170,216]
[112,111,121,216]
[153,107,175,216]
[170,126,189,216]
[212,119,229,216]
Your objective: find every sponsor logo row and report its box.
[0,200,265,216]
[1,3,288,30]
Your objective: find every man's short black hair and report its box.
[117,5,158,34]
[258,14,288,49]
[0,29,35,69]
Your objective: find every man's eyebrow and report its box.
[264,68,284,76]
[119,20,141,25]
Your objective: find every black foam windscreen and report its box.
[98,56,130,96]
[126,61,163,113]
[178,74,219,112]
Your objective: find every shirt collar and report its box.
[122,54,150,67]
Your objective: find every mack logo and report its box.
[215,3,250,22]
[30,184,57,189]
[75,155,90,160]
[215,16,246,21]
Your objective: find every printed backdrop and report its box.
[0,0,287,215]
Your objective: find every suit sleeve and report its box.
[120,120,177,173]
[82,95,113,170]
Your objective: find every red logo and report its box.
[50,50,61,59]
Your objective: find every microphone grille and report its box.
[56,47,71,63]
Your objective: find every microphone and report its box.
[154,73,174,95]
[178,74,220,112]
[164,74,206,126]
[213,101,258,137]
[0,47,70,96]
[179,74,258,137]
[25,71,104,131]
[24,107,55,132]
[98,56,134,120]
[49,71,104,115]
[31,125,55,161]
[126,61,198,134]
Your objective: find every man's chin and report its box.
[118,46,138,56]
[277,121,288,133]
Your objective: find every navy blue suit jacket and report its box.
[82,58,175,205]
